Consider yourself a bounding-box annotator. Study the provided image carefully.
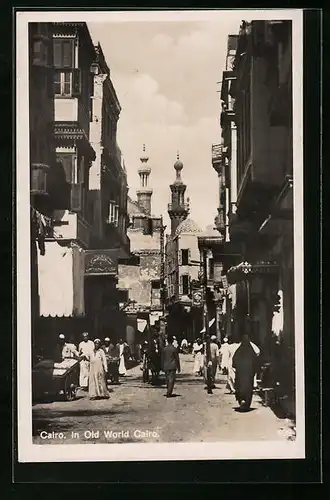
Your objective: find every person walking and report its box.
[192,337,203,375]
[202,334,214,394]
[226,337,240,394]
[220,337,230,375]
[78,332,94,391]
[117,338,127,376]
[88,339,110,400]
[172,336,179,349]
[232,333,259,411]
[162,335,181,398]
[210,335,220,388]
[55,334,79,361]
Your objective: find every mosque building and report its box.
[117,145,164,349]
[164,153,204,341]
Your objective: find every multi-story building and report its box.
[35,22,96,349]
[117,146,164,349]
[29,22,56,362]
[83,42,130,340]
[196,35,240,344]
[223,20,294,416]
[165,155,204,341]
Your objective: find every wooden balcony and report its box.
[52,210,90,249]
[30,163,50,196]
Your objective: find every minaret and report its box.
[168,152,189,236]
[136,144,153,215]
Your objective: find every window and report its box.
[181,249,189,266]
[151,280,161,289]
[108,200,119,225]
[143,217,153,235]
[54,70,72,96]
[118,289,129,304]
[33,40,48,66]
[54,68,81,97]
[53,39,74,68]
[181,275,189,295]
[56,153,75,183]
[209,258,215,280]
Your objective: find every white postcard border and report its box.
[16,8,305,462]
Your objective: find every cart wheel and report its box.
[64,379,76,401]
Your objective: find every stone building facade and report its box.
[84,42,130,340]
[34,22,97,352]
[118,147,164,348]
[29,22,56,362]
[165,155,204,341]
[223,20,295,416]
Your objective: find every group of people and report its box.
[192,333,261,410]
[56,332,130,400]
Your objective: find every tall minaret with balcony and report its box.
[136,144,153,216]
[168,152,189,236]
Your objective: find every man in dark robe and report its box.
[162,335,181,397]
[232,333,259,411]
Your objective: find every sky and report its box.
[88,15,244,231]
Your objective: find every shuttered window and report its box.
[181,249,189,265]
[53,39,74,68]
[178,249,182,266]
[70,183,84,212]
[56,153,75,183]
[179,275,183,296]
[182,275,189,295]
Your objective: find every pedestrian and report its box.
[117,338,127,376]
[210,335,220,388]
[226,337,240,394]
[55,334,79,362]
[172,336,179,349]
[162,335,181,398]
[88,339,110,400]
[102,337,118,384]
[135,342,142,362]
[192,337,203,375]
[180,338,188,353]
[232,333,259,411]
[78,332,94,390]
[202,335,214,394]
[220,337,230,375]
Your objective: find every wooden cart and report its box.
[32,358,79,402]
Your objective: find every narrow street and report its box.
[32,354,293,444]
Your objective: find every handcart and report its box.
[106,357,120,384]
[32,357,79,402]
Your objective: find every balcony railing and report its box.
[167,203,189,212]
[212,144,223,163]
[31,163,50,196]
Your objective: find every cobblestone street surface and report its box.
[33,354,293,444]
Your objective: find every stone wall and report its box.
[118,251,161,307]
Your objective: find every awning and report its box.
[137,319,147,333]
[85,249,119,276]
[200,317,215,333]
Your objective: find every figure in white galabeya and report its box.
[220,337,230,375]
[78,332,94,390]
[117,338,127,376]
[192,337,203,375]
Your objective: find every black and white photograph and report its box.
[16,9,305,462]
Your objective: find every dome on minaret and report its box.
[138,143,151,175]
[140,144,149,163]
[174,151,183,171]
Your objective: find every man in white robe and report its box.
[78,332,94,390]
[220,337,230,374]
